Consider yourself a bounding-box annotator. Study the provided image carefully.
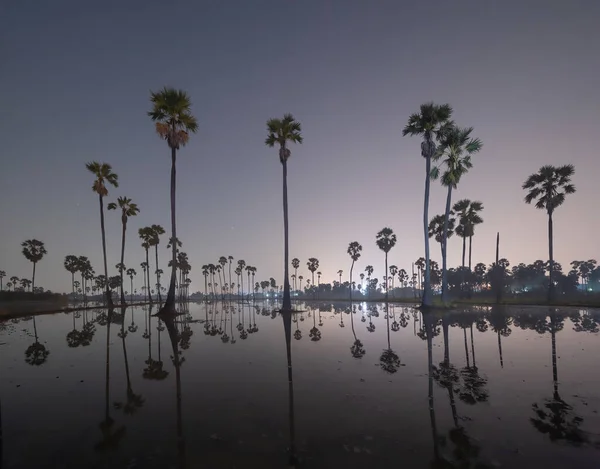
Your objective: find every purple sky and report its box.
[1,0,599,294]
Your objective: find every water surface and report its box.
[1,302,599,468]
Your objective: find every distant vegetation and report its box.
[1,97,590,310]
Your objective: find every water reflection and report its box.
[2,302,600,468]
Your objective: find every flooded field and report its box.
[1,302,599,468]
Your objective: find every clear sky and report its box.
[1,0,599,294]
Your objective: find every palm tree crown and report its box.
[22,239,47,264]
[402,103,453,153]
[265,113,303,163]
[523,165,576,215]
[108,196,140,221]
[148,87,198,149]
[347,242,362,262]
[376,228,396,254]
[433,126,483,187]
[85,162,118,196]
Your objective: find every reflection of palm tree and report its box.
[309,306,322,341]
[25,316,50,366]
[282,311,298,466]
[379,303,400,373]
[115,307,144,415]
[488,306,512,368]
[95,309,126,451]
[530,309,586,444]
[163,315,186,469]
[349,304,365,358]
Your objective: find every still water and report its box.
[1,302,599,468]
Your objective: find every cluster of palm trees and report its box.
[200,257,258,300]
[1,240,49,294]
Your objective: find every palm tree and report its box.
[454,200,484,271]
[64,255,79,294]
[389,265,398,296]
[108,196,140,305]
[523,165,576,301]
[376,228,397,301]
[86,161,119,307]
[434,125,483,303]
[298,275,304,292]
[237,260,246,297]
[77,256,93,302]
[227,256,234,299]
[292,258,300,291]
[0,270,5,291]
[364,265,374,299]
[148,87,198,315]
[150,225,166,303]
[140,262,149,302]
[126,268,137,302]
[337,270,343,285]
[21,239,47,293]
[219,256,228,299]
[139,227,154,304]
[265,113,303,311]
[403,103,453,307]
[307,258,319,295]
[347,242,362,302]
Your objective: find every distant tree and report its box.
[291,258,300,290]
[86,161,118,307]
[139,227,155,304]
[21,239,47,294]
[347,242,363,302]
[376,228,397,301]
[523,165,576,301]
[149,225,166,303]
[64,255,79,294]
[126,268,137,302]
[307,258,319,292]
[265,113,303,310]
[108,196,140,305]
[148,87,198,314]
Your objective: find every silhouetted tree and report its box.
[403,102,453,307]
[265,113,303,311]
[148,87,198,315]
[21,239,47,294]
[108,196,139,305]
[434,125,482,303]
[523,165,576,301]
[86,161,118,307]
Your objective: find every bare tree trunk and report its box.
[548,212,554,302]
[441,184,453,303]
[99,194,113,308]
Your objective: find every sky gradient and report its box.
[1,0,599,294]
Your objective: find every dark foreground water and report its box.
[1,302,600,468]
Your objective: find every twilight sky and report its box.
[1,0,599,294]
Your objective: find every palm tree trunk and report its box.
[99,194,113,308]
[460,235,466,297]
[31,262,36,294]
[119,217,127,305]
[228,263,232,301]
[548,212,554,302]
[282,158,292,311]
[441,184,453,303]
[164,145,178,314]
[282,311,296,465]
[71,272,75,295]
[155,245,162,304]
[349,261,354,302]
[145,248,153,304]
[468,235,473,271]
[422,149,433,307]
[130,277,134,303]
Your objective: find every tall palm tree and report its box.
[364,265,374,299]
[265,113,303,311]
[139,227,155,304]
[347,242,362,302]
[21,239,47,294]
[237,260,246,297]
[292,258,300,291]
[376,228,397,301]
[149,225,166,303]
[77,256,93,302]
[64,255,79,294]
[126,268,137,303]
[434,125,483,303]
[108,196,140,305]
[389,265,398,296]
[148,87,198,315]
[86,161,118,307]
[337,270,343,285]
[452,199,484,271]
[140,262,149,302]
[403,103,453,307]
[523,165,576,301]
